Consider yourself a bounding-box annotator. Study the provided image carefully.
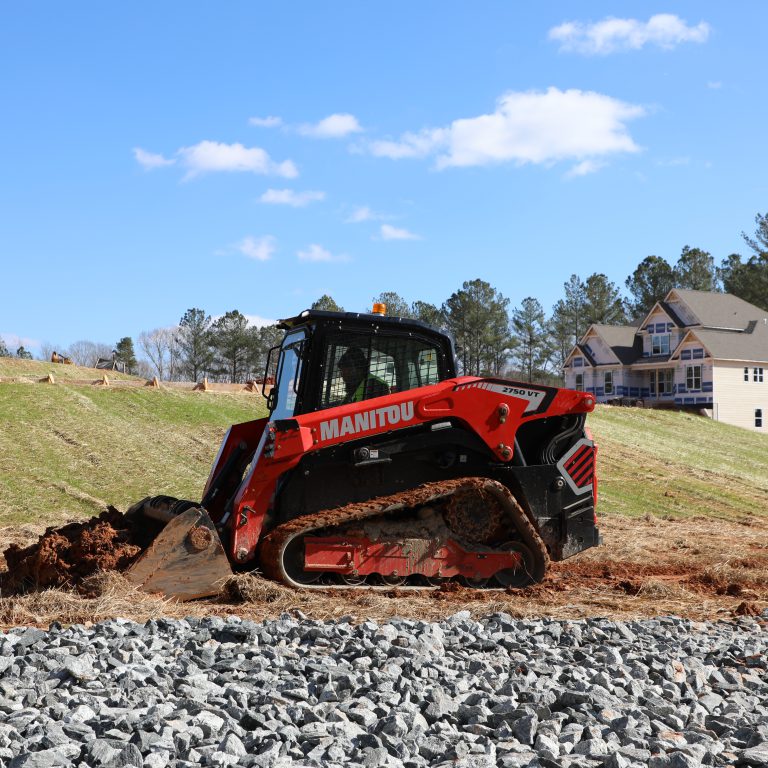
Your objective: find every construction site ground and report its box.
[1,509,766,630]
[2,378,766,629]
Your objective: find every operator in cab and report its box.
[338,347,390,403]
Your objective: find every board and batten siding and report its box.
[712,361,767,432]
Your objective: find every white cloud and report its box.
[297,244,349,263]
[707,80,722,89]
[249,115,283,128]
[177,141,298,179]
[380,224,421,241]
[345,206,390,223]
[565,160,606,178]
[236,235,277,262]
[297,113,363,138]
[259,188,326,207]
[368,88,644,172]
[369,129,446,159]
[133,147,175,170]
[549,14,710,55]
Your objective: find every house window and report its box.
[650,369,674,396]
[745,367,750,382]
[686,365,702,391]
[651,335,670,355]
[575,373,584,391]
[754,367,764,383]
[757,409,763,428]
[659,369,673,394]
[604,371,613,395]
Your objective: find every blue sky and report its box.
[1,3,767,354]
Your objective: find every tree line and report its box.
[7,211,767,385]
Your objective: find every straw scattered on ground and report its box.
[1,511,766,630]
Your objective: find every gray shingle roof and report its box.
[576,344,597,367]
[566,292,768,369]
[682,323,768,363]
[671,289,768,330]
[658,301,686,328]
[592,325,643,364]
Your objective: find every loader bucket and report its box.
[124,507,232,601]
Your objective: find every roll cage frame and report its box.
[263,312,458,418]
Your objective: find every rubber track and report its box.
[259,477,549,589]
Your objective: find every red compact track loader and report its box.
[125,306,600,599]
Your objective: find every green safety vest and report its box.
[350,374,388,403]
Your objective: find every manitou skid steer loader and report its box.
[125,305,600,599]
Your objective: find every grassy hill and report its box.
[593,406,767,519]
[0,377,765,527]
[0,357,141,381]
[0,382,264,525]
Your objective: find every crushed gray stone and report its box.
[0,611,765,766]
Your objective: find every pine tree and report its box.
[410,300,444,328]
[443,279,512,375]
[114,337,137,373]
[674,246,719,292]
[177,308,214,382]
[210,310,250,383]
[625,255,675,318]
[583,273,627,325]
[311,295,345,312]
[511,298,551,383]
[562,274,588,341]
[16,346,33,359]
[719,213,768,310]
[548,300,575,381]
[372,291,411,318]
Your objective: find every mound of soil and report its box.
[1,508,158,594]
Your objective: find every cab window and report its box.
[318,331,444,409]
[270,330,306,419]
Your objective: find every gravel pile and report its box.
[0,611,766,768]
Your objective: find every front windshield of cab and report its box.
[271,329,306,420]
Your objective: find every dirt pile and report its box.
[1,508,151,594]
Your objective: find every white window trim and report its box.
[604,371,613,395]
[649,369,672,396]
[651,334,670,355]
[686,364,702,391]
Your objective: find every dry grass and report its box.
[0,357,140,381]
[2,512,766,629]
[0,573,172,628]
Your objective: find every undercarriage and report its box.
[259,477,549,589]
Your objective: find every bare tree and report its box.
[167,327,182,380]
[66,340,112,367]
[138,327,179,380]
[134,359,155,379]
[38,341,59,362]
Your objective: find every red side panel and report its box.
[226,376,597,566]
[303,535,522,580]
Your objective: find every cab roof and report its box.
[278,309,445,337]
